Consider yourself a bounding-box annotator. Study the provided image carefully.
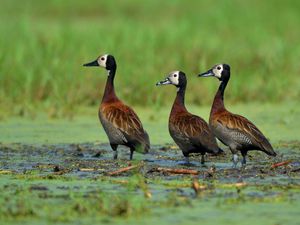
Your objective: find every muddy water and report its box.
[1,142,299,182]
[0,141,300,225]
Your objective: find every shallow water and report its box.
[0,141,300,225]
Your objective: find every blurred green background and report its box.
[0,3,300,224]
[0,0,299,118]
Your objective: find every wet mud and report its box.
[0,141,300,225]
[1,141,299,183]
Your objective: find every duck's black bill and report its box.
[83,60,99,67]
[198,69,213,77]
[156,78,171,86]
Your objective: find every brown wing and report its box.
[101,102,149,147]
[172,113,209,137]
[216,112,274,152]
[172,113,219,152]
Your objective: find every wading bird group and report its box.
[84,54,276,168]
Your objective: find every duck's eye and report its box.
[100,57,105,61]
[217,66,221,70]
[174,74,177,77]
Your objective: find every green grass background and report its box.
[0,0,300,118]
[1,2,300,224]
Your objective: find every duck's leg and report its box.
[241,151,247,166]
[111,144,118,159]
[201,153,205,165]
[232,154,239,168]
[129,147,134,160]
[184,156,190,164]
[229,146,239,168]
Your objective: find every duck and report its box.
[83,54,150,160]
[156,71,222,165]
[198,64,276,167]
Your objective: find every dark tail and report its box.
[261,139,276,157]
[216,147,225,155]
[264,147,277,157]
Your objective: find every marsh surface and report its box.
[1,141,300,225]
[1,103,299,224]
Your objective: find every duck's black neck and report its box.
[211,76,229,114]
[219,76,229,99]
[102,67,118,103]
[172,85,187,113]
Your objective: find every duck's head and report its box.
[156,71,187,91]
[83,54,117,73]
[198,64,230,81]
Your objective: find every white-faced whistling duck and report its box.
[156,71,222,165]
[198,64,276,167]
[83,54,150,160]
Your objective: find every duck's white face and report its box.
[199,64,223,79]
[211,64,223,78]
[167,71,180,85]
[97,54,108,68]
[156,71,180,86]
